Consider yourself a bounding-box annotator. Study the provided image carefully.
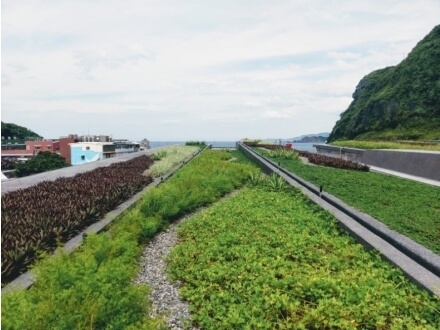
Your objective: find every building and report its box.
[1,137,27,151]
[113,139,140,155]
[2,140,59,165]
[2,137,75,161]
[78,134,112,142]
[1,133,140,168]
[58,136,79,164]
[25,140,60,154]
[70,142,116,165]
[140,138,150,150]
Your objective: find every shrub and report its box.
[268,148,299,160]
[294,150,369,171]
[185,141,207,148]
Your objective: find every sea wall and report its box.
[312,144,364,162]
[362,150,440,181]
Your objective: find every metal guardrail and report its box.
[237,142,440,296]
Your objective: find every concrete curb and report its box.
[369,166,440,187]
[237,142,440,296]
[2,146,205,294]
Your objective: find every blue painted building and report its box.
[70,142,116,165]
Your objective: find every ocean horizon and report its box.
[149,141,317,152]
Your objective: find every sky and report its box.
[1,1,440,141]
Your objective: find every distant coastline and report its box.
[149,141,317,152]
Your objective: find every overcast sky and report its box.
[2,1,439,141]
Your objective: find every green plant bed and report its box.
[167,186,440,329]
[257,148,440,254]
[2,150,257,329]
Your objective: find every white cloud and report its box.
[262,108,299,119]
[2,0,440,140]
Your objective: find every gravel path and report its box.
[134,212,201,330]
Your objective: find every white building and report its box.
[69,142,116,165]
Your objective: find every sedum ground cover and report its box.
[257,148,440,254]
[2,150,256,329]
[167,184,440,329]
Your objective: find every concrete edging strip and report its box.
[237,142,440,296]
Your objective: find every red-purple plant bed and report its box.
[1,155,154,285]
[294,149,311,158]
[293,149,369,171]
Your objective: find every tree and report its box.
[15,151,70,177]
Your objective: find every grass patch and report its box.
[257,148,440,254]
[167,186,440,329]
[148,145,199,177]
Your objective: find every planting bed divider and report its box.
[2,146,205,294]
[237,141,440,296]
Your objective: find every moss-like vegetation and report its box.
[168,186,440,329]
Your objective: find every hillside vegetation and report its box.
[328,25,440,142]
[1,122,42,140]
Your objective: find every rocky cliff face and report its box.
[328,25,440,142]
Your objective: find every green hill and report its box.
[1,122,42,140]
[328,25,440,142]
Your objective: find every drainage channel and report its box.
[237,142,440,296]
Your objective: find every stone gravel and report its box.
[134,212,200,330]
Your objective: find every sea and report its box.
[149,141,318,153]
